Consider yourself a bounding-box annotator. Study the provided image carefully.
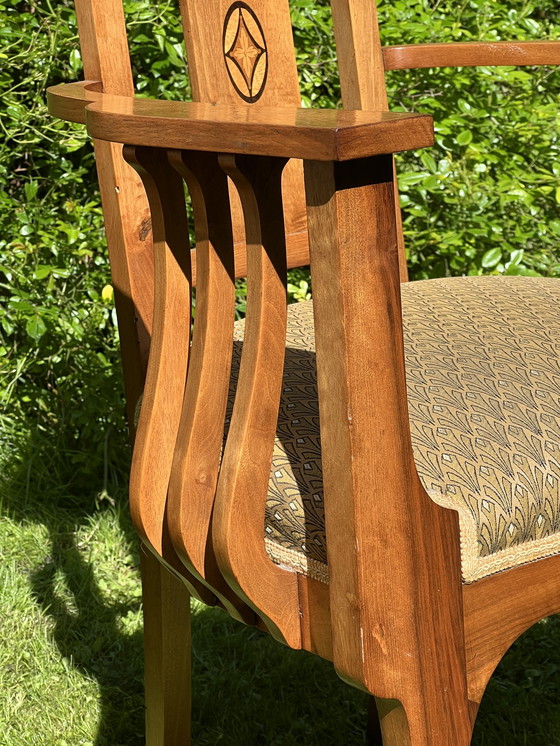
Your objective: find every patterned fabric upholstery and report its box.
[233,276,560,584]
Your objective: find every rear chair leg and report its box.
[141,546,191,745]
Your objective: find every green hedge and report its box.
[1,0,559,480]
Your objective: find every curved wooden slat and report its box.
[165,150,256,624]
[383,41,560,71]
[124,146,192,558]
[124,146,219,608]
[213,154,301,648]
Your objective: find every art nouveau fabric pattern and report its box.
[232,276,560,583]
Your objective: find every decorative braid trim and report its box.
[427,487,560,583]
[266,490,560,585]
[264,538,329,584]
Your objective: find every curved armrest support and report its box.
[48,81,434,160]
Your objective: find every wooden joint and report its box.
[219,154,289,260]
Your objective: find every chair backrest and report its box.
[178,0,308,268]
[73,0,400,417]
[70,0,404,651]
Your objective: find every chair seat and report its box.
[232,276,560,583]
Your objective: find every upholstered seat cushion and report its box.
[232,276,560,584]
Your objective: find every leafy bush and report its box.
[383,0,560,278]
[1,0,559,482]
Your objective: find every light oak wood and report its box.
[383,40,560,70]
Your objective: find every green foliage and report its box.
[395,1,560,277]
[1,0,559,479]
[1,0,120,480]
[1,2,560,742]
[291,0,560,277]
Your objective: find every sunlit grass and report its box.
[2,421,560,744]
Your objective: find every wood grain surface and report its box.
[384,40,560,70]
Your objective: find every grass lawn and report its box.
[2,415,560,745]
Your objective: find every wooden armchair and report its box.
[48,0,560,742]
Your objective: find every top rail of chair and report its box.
[383,40,560,70]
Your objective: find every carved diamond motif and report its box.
[223,2,268,103]
[226,14,264,87]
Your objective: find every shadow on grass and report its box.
[3,420,560,744]
[1,419,146,745]
[0,418,371,745]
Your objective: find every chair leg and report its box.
[374,696,475,746]
[141,546,192,745]
[366,696,383,744]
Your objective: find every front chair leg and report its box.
[374,696,476,746]
[141,546,191,745]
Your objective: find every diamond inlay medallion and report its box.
[223,2,268,103]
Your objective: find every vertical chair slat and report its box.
[177,0,309,274]
[75,0,154,424]
[330,0,408,282]
[329,0,388,110]
[213,154,301,648]
[166,150,256,624]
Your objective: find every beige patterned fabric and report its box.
[232,276,560,584]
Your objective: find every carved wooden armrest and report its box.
[47,81,434,160]
[383,40,560,70]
